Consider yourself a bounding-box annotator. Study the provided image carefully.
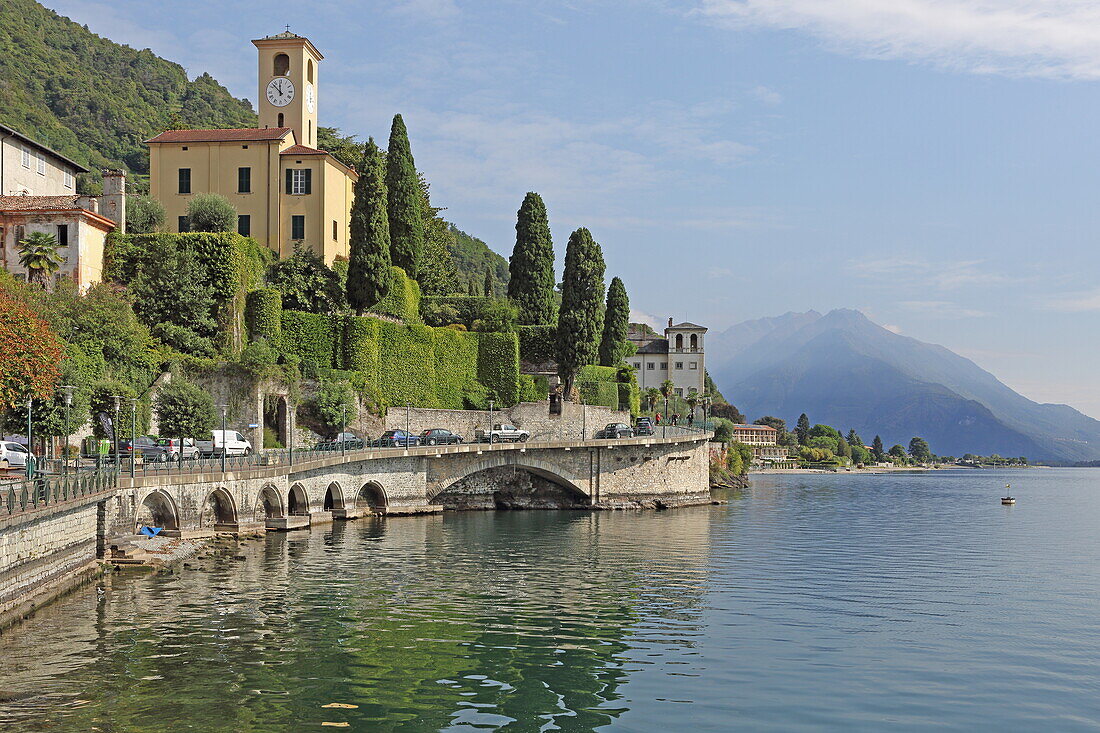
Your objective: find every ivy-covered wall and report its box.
[577,364,638,414]
[245,288,282,344]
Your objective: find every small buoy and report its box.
[1001,483,1015,505]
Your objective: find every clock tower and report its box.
[253,30,322,147]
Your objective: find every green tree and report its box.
[508,192,556,325]
[126,195,166,234]
[872,435,885,460]
[889,444,909,462]
[808,435,839,454]
[473,299,517,333]
[186,193,236,232]
[846,429,863,447]
[555,228,605,396]
[836,435,852,460]
[299,379,357,439]
[154,378,216,440]
[17,231,64,289]
[908,436,933,463]
[385,114,424,278]
[417,174,461,296]
[851,444,873,465]
[796,413,810,445]
[809,424,842,441]
[129,239,216,356]
[483,265,494,297]
[467,280,478,296]
[660,379,675,401]
[88,380,137,440]
[644,387,661,411]
[598,276,630,367]
[267,243,345,314]
[347,138,392,314]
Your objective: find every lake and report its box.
[1,468,1098,731]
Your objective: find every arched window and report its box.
[675,334,683,350]
[277,112,284,128]
[274,53,290,76]
[690,334,698,350]
[307,59,315,83]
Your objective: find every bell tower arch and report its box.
[253,30,323,147]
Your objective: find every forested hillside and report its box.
[0,0,256,181]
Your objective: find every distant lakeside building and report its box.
[628,318,707,398]
[0,123,124,290]
[146,31,356,264]
[727,423,794,466]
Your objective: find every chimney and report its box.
[99,169,127,233]
[668,317,673,328]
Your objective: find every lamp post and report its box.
[111,395,122,474]
[59,385,74,478]
[25,397,33,479]
[219,405,228,474]
[488,400,495,445]
[341,404,347,457]
[581,395,587,441]
[405,402,411,448]
[288,398,294,466]
[663,395,669,439]
[129,398,138,478]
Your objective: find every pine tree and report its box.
[483,265,493,297]
[872,435,885,460]
[385,114,424,279]
[347,138,391,315]
[796,413,811,445]
[556,228,605,396]
[417,173,460,296]
[846,428,863,447]
[508,192,556,325]
[598,277,630,366]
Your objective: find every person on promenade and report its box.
[655,413,662,425]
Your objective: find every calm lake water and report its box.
[2,468,1099,731]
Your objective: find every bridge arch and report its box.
[429,459,589,510]
[288,483,310,515]
[255,484,284,521]
[323,481,345,511]
[137,489,179,531]
[200,487,237,527]
[357,482,387,511]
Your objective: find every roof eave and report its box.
[0,124,89,173]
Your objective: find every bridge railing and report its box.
[0,469,118,519]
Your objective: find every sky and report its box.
[46,0,1100,417]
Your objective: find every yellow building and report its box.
[147,31,356,263]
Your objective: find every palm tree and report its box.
[645,387,661,412]
[686,388,699,418]
[659,379,674,401]
[17,231,64,289]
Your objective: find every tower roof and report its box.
[252,31,324,59]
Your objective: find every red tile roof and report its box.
[280,144,327,155]
[145,128,292,144]
[0,195,82,211]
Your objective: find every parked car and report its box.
[597,422,635,439]
[197,430,253,457]
[420,428,464,446]
[316,432,365,451]
[121,435,158,458]
[147,437,199,462]
[474,424,530,443]
[0,441,30,469]
[377,430,420,448]
[634,417,654,436]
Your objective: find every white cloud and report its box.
[695,0,1100,80]
[883,323,903,334]
[849,257,1012,290]
[750,85,783,105]
[898,300,988,318]
[1043,288,1100,313]
[630,309,664,330]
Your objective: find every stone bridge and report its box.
[104,432,712,537]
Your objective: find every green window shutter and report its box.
[303,169,312,195]
[286,169,293,195]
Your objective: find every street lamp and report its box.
[581,393,587,441]
[25,397,33,479]
[488,400,495,445]
[663,395,669,439]
[405,402,411,448]
[111,395,122,474]
[59,385,74,478]
[219,404,228,474]
[341,404,347,457]
[129,397,138,478]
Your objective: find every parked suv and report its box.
[474,424,530,443]
[597,422,635,439]
[0,441,30,469]
[421,428,463,446]
[148,437,199,462]
[316,432,365,451]
[197,430,253,457]
[634,417,654,436]
[377,430,420,448]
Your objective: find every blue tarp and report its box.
[139,526,163,537]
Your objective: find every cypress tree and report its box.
[483,265,493,297]
[598,277,630,366]
[347,138,391,315]
[796,413,811,445]
[556,227,605,397]
[468,279,478,297]
[872,435,885,460]
[385,114,424,279]
[508,192,555,325]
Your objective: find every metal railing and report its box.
[1,469,118,518]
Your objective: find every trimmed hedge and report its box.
[245,288,283,343]
[432,325,480,408]
[340,315,380,376]
[281,311,337,369]
[476,332,520,406]
[421,295,495,329]
[378,322,438,407]
[518,374,544,403]
[369,266,421,323]
[577,364,625,410]
[517,325,556,364]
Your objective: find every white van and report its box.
[196,430,253,457]
[0,441,30,468]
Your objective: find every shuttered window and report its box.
[286,168,311,195]
[291,215,305,240]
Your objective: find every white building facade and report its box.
[0,124,86,197]
[629,319,707,397]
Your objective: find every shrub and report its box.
[473,298,517,333]
[420,295,495,329]
[154,378,216,439]
[369,266,421,322]
[577,364,619,408]
[517,325,555,364]
[187,193,236,232]
[281,310,337,368]
[477,332,520,406]
[245,288,282,343]
[126,195,166,234]
[298,378,357,439]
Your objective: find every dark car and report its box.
[316,432,366,451]
[597,422,635,439]
[421,428,463,446]
[634,417,654,436]
[377,430,420,448]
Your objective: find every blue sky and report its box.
[48,0,1100,416]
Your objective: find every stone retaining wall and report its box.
[383,401,630,442]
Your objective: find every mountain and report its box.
[0,0,256,179]
[447,224,510,293]
[710,309,1100,463]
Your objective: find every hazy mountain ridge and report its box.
[711,309,1100,462]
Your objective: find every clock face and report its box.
[306,84,315,113]
[266,77,295,108]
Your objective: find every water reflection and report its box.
[0,508,714,731]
